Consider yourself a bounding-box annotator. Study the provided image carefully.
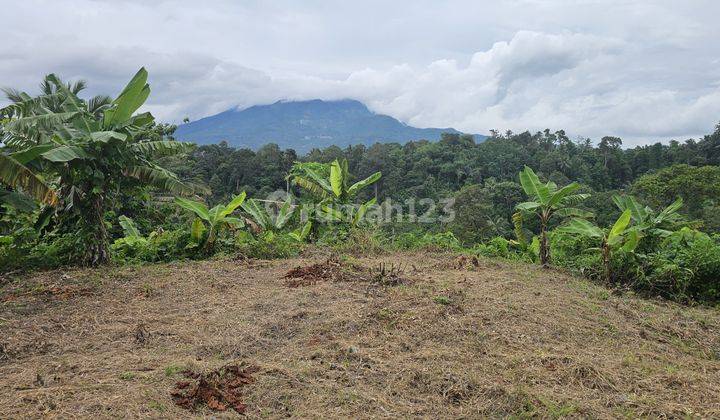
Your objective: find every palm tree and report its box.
[514,166,592,267]
[0,68,200,265]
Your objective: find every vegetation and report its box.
[2,69,720,304]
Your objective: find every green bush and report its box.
[234,231,303,259]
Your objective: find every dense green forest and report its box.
[2,69,720,303]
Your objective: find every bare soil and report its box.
[1,252,719,418]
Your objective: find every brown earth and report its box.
[1,252,719,418]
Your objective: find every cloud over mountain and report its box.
[1,1,719,146]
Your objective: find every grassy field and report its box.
[1,251,719,418]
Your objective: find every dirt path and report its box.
[1,253,719,418]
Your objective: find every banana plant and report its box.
[289,220,313,242]
[175,192,246,251]
[289,158,380,203]
[289,158,380,228]
[0,68,199,265]
[558,209,640,283]
[241,197,295,233]
[514,166,592,267]
[612,195,684,238]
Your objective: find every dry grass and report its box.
[1,252,719,418]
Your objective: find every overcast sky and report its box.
[1,0,719,145]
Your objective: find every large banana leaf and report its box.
[612,195,649,223]
[220,191,247,218]
[515,201,541,211]
[41,145,90,162]
[241,198,270,230]
[547,182,580,208]
[558,218,603,238]
[125,165,196,196]
[553,207,594,219]
[174,197,210,221]
[655,198,683,223]
[0,154,58,205]
[347,171,381,196]
[131,141,192,157]
[330,160,344,197]
[608,209,631,242]
[275,198,295,229]
[10,144,55,165]
[90,131,127,143]
[118,215,142,238]
[518,166,550,204]
[190,218,205,243]
[352,197,376,227]
[103,67,150,128]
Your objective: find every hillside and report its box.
[174,99,486,151]
[1,252,718,418]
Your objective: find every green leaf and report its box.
[90,131,127,143]
[347,171,381,196]
[241,198,270,230]
[124,165,198,196]
[352,197,376,227]
[41,145,90,162]
[621,229,640,252]
[103,67,150,128]
[175,197,210,221]
[275,197,295,229]
[221,191,247,218]
[518,166,550,204]
[557,218,604,238]
[131,141,193,157]
[515,201,541,211]
[608,209,631,241]
[552,207,594,219]
[330,160,343,197]
[190,218,205,243]
[0,154,58,205]
[118,215,141,238]
[548,182,580,208]
[10,144,55,165]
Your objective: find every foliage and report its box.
[0,68,198,265]
[174,192,246,252]
[514,166,591,267]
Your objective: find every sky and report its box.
[1,0,719,146]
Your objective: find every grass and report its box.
[1,251,719,418]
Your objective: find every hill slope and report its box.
[174,99,486,152]
[1,253,718,417]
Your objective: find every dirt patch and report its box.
[283,257,366,287]
[171,364,259,414]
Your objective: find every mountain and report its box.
[174,99,486,152]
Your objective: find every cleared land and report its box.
[1,252,719,418]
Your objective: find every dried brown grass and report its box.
[1,252,719,418]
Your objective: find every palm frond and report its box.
[0,154,58,206]
[124,165,197,196]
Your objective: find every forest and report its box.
[2,68,720,303]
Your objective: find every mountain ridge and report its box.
[174,99,486,152]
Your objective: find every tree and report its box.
[558,209,639,283]
[175,192,246,252]
[514,166,592,267]
[0,68,198,265]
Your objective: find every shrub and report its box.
[234,231,303,259]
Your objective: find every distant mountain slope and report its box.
[174,99,486,152]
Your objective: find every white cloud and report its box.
[1,0,719,146]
